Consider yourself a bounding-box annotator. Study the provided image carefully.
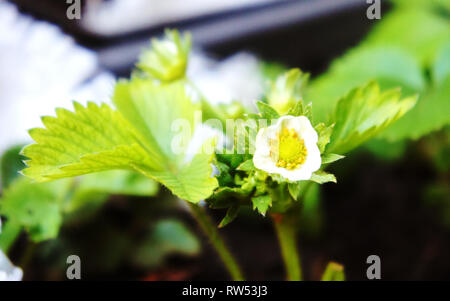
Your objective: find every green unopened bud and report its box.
[267,69,309,115]
[137,29,191,82]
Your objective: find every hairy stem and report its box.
[273,214,302,281]
[188,203,244,281]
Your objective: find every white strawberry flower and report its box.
[253,115,321,182]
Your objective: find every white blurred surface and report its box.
[0,2,264,154]
[0,2,115,154]
[82,0,283,36]
[189,52,264,107]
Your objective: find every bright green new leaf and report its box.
[22,80,218,203]
[310,171,336,184]
[321,261,345,281]
[22,102,156,181]
[252,195,272,216]
[326,81,417,154]
[137,29,191,82]
[113,79,218,202]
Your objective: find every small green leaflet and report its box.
[287,182,302,201]
[326,81,417,154]
[219,205,240,228]
[310,171,336,184]
[252,195,272,216]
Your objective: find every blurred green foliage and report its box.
[306,0,450,143]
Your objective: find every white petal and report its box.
[0,250,23,281]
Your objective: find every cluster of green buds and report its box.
[207,70,342,226]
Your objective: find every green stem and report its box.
[188,203,245,281]
[0,222,21,253]
[273,214,302,281]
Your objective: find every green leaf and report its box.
[133,219,200,268]
[22,102,154,181]
[251,195,272,216]
[433,41,450,86]
[137,29,191,82]
[0,177,72,242]
[326,81,417,154]
[364,5,450,66]
[22,79,218,203]
[310,171,336,184]
[380,76,450,141]
[321,153,345,164]
[321,262,345,281]
[306,47,425,124]
[236,159,255,172]
[287,182,302,201]
[256,101,280,121]
[219,205,240,228]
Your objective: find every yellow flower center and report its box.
[271,128,307,170]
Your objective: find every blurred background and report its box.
[0,0,449,280]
